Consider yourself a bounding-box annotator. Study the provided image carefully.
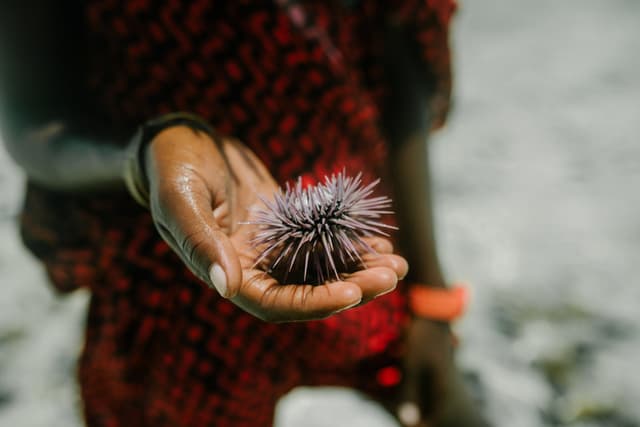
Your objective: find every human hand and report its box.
[395,318,489,427]
[144,126,408,322]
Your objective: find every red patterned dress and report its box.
[19,1,456,425]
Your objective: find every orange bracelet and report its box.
[408,284,468,321]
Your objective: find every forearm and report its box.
[389,130,446,288]
[4,121,127,191]
[382,20,447,288]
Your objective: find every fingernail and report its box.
[209,263,228,297]
[375,283,398,299]
[335,298,362,314]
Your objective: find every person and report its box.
[0,1,486,426]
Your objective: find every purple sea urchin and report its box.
[248,171,396,285]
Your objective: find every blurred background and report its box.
[1,0,639,426]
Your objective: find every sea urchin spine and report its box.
[248,171,396,285]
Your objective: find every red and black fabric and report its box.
[17,1,457,426]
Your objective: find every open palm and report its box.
[145,126,408,322]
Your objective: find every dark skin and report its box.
[0,4,487,426]
[382,23,488,427]
[6,121,484,427]
[144,126,407,322]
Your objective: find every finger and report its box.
[218,141,278,228]
[345,266,398,302]
[226,137,275,183]
[232,270,363,322]
[361,253,408,280]
[362,236,395,254]
[221,139,278,190]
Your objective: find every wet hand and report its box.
[144,126,408,322]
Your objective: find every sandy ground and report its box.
[1,1,639,426]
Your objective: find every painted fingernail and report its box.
[209,263,228,297]
[397,402,421,426]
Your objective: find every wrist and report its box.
[123,112,215,207]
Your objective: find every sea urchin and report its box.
[248,171,396,285]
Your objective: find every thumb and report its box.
[195,224,243,299]
[204,204,243,298]
[144,124,243,297]
[153,194,243,299]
